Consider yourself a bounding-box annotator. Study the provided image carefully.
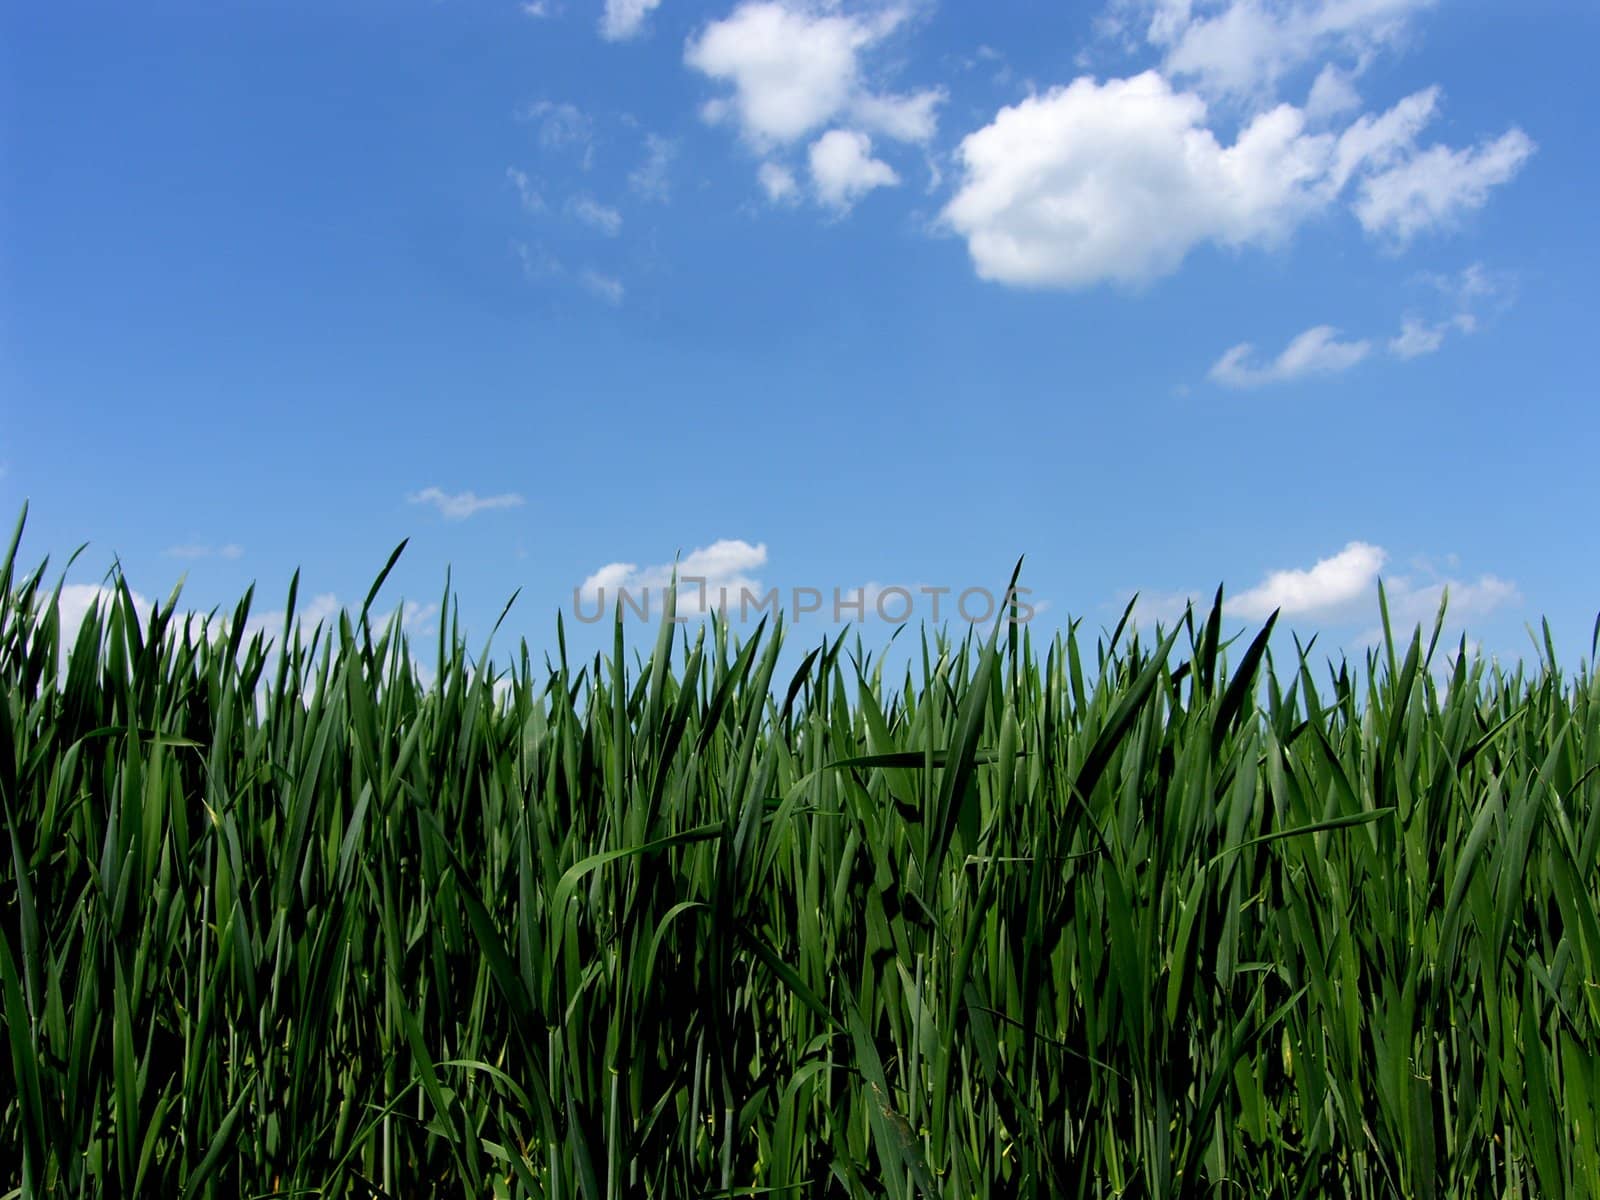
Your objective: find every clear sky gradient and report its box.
[3,0,1595,673]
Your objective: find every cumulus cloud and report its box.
[56,583,155,650]
[683,0,943,210]
[1126,539,1519,650]
[50,582,345,660]
[579,538,768,618]
[1209,324,1370,387]
[239,593,343,645]
[685,3,940,147]
[942,71,1529,289]
[407,487,527,520]
[808,129,898,210]
[1231,541,1387,619]
[569,195,624,235]
[602,0,662,41]
[46,581,454,689]
[943,74,1325,288]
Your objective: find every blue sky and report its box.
[3,0,1596,673]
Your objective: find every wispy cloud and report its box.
[758,161,800,204]
[580,269,625,305]
[1389,315,1448,359]
[519,100,594,158]
[628,134,677,201]
[1391,261,1511,359]
[506,166,545,213]
[1120,0,1438,107]
[1355,130,1535,244]
[1209,325,1370,388]
[407,487,526,520]
[164,542,244,560]
[569,195,623,236]
[601,0,662,41]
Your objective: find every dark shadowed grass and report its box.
[2,508,1598,1198]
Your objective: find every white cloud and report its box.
[570,195,624,235]
[943,71,1525,290]
[1130,539,1519,642]
[1232,541,1387,619]
[1124,587,1205,629]
[53,582,336,658]
[1354,128,1534,243]
[1325,84,1437,192]
[1424,262,1508,325]
[514,239,563,281]
[383,599,441,636]
[629,134,677,200]
[164,543,244,560]
[237,593,343,648]
[580,269,626,304]
[1305,63,1360,120]
[850,87,945,143]
[943,73,1330,288]
[407,487,527,520]
[684,2,942,153]
[808,129,898,210]
[506,166,545,213]
[521,1,556,17]
[758,161,800,203]
[579,538,768,618]
[1132,0,1435,105]
[1388,315,1446,359]
[602,0,662,41]
[1209,324,1370,387]
[47,583,443,678]
[1444,261,1498,303]
[1375,573,1519,636]
[520,101,593,153]
[56,583,155,650]
[1384,261,1509,359]
[686,3,867,144]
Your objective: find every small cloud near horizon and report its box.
[407,487,527,520]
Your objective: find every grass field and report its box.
[3,513,1599,1197]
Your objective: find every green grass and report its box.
[3,509,1599,1197]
